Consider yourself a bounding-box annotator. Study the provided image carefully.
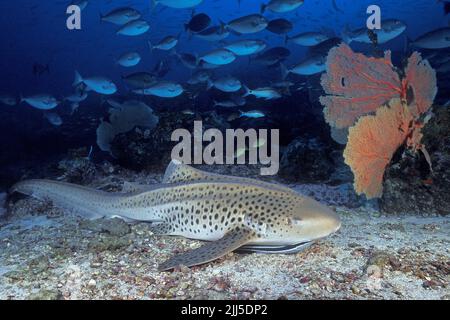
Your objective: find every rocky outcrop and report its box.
[111,111,230,171]
[381,107,450,215]
[278,137,335,183]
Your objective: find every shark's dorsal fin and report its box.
[163,160,296,194]
[163,160,207,184]
[158,225,256,271]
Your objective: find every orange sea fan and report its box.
[320,43,402,129]
[404,52,438,117]
[343,99,414,199]
[320,44,437,130]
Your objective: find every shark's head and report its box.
[277,197,341,244]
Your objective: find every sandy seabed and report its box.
[0,177,448,300]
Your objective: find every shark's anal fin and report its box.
[158,226,256,271]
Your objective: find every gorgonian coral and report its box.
[321,44,438,199]
[320,44,437,130]
[320,44,402,129]
[343,99,414,199]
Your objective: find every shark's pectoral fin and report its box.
[158,226,256,271]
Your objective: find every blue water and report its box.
[0,0,446,94]
[0,0,448,189]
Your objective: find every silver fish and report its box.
[226,14,268,34]
[101,7,141,25]
[412,27,450,49]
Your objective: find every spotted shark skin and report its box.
[11,160,341,271]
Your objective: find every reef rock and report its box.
[57,147,97,184]
[111,111,230,171]
[381,107,450,215]
[279,137,335,183]
[0,192,6,218]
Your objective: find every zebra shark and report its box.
[11,160,341,271]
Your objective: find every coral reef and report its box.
[320,44,438,199]
[344,99,414,199]
[320,44,402,129]
[111,111,230,171]
[278,137,335,183]
[97,101,159,153]
[381,107,450,215]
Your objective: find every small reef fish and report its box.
[224,40,267,56]
[0,94,17,106]
[266,18,293,35]
[185,13,211,33]
[200,48,236,66]
[44,112,63,126]
[286,32,330,46]
[133,81,184,98]
[252,47,290,66]
[122,72,156,89]
[116,52,141,67]
[194,25,230,42]
[100,7,141,25]
[226,14,268,34]
[177,52,198,69]
[187,70,212,85]
[207,77,242,92]
[261,0,304,13]
[243,86,282,100]
[343,19,406,44]
[21,94,59,110]
[281,54,326,77]
[11,160,341,271]
[153,0,203,9]
[73,71,117,95]
[117,20,150,36]
[149,36,179,51]
[239,110,266,119]
[411,27,450,49]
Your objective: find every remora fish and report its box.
[11,161,341,271]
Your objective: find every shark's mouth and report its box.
[236,241,313,254]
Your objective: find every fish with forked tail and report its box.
[11,160,341,271]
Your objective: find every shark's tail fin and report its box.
[10,180,115,220]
